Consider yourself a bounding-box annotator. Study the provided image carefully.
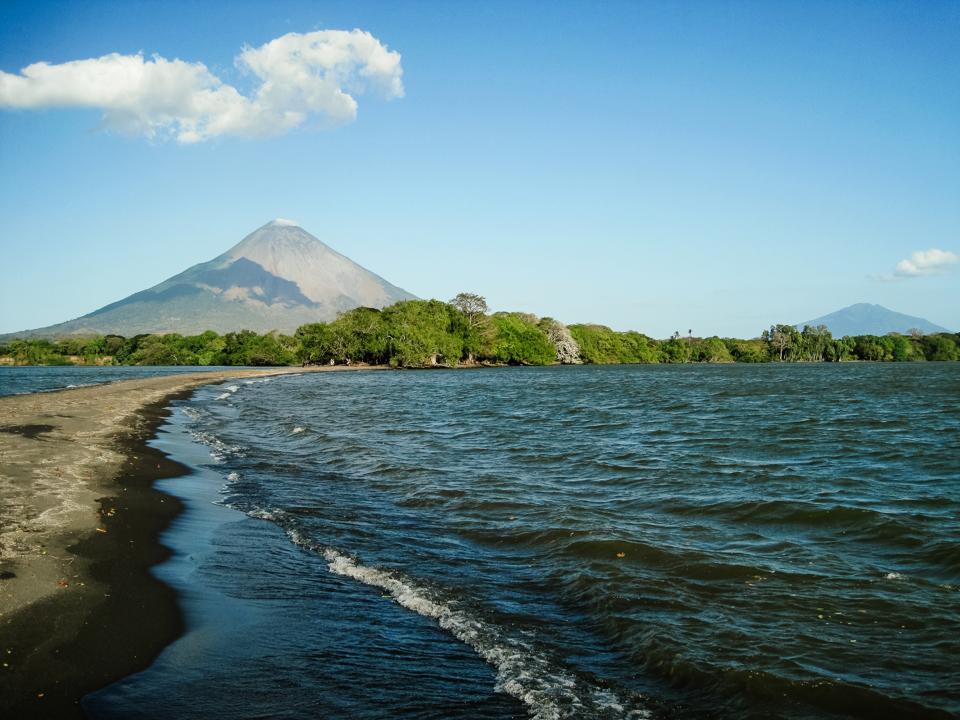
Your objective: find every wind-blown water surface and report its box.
[87,364,959,719]
[0,365,241,396]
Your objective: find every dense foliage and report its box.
[1,298,957,367]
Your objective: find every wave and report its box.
[214,383,242,401]
[169,364,960,720]
[179,406,208,421]
[667,497,927,536]
[247,508,654,720]
[188,429,246,463]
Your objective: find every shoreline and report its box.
[0,365,379,717]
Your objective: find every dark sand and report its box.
[0,366,381,718]
[1,396,188,718]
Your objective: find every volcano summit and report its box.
[9,221,416,337]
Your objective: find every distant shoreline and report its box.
[3,314,958,367]
[0,365,380,716]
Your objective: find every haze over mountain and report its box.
[796,303,950,337]
[6,220,416,337]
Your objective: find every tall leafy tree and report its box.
[763,324,798,361]
[449,292,489,330]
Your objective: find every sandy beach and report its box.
[0,366,376,717]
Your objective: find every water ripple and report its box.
[179,364,960,719]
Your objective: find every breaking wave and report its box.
[247,507,652,720]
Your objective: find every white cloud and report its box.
[893,248,959,278]
[0,29,403,143]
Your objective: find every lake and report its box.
[35,362,960,718]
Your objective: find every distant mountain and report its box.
[796,303,950,337]
[5,220,416,337]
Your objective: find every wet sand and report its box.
[0,366,378,718]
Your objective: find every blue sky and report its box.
[1,0,958,336]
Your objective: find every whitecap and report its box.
[189,430,246,463]
[248,507,652,720]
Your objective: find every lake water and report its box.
[0,365,245,396]
[74,364,959,719]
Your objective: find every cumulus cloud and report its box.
[0,29,403,143]
[893,249,959,278]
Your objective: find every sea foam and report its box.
[247,507,652,720]
[188,430,246,463]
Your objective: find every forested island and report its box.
[2,295,958,367]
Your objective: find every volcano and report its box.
[8,220,416,337]
[796,303,950,337]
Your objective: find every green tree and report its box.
[723,338,770,363]
[660,337,690,363]
[381,300,467,366]
[449,292,489,331]
[487,313,555,365]
[568,324,622,364]
[128,335,195,365]
[925,335,959,361]
[691,336,733,363]
[888,334,913,362]
[852,335,890,361]
[798,325,832,362]
[103,335,126,357]
[295,323,336,364]
[762,324,799,361]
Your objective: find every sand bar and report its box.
[0,365,377,717]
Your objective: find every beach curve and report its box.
[0,365,378,718]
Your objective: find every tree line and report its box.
[1,295,958,367]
